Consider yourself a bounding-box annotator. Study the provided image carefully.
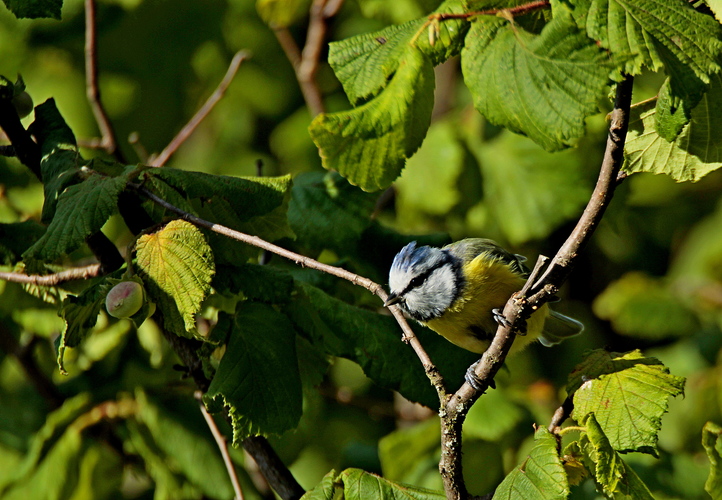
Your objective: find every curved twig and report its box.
[0,263,102,286]
[150,51,249,167]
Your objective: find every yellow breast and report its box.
[425,253,548,354]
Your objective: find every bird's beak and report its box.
[384,293,401,307]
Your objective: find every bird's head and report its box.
[385,241,463,322]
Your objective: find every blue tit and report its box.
[384,238,583,361]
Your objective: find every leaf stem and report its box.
[150,51,249,167]
[431,0,550,21]
[195,391,245,500]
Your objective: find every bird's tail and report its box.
[539,309,584,347]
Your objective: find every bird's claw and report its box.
[465,361,495,390]
[492,308,527,335]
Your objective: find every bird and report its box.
[384,238,583,388]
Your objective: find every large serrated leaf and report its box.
[492,428,569,500]
[703,421,722,499]
[568,349,685,455]
[23,173,127,262]
[310,47,435,191]
[135,219,215,334]
[575,0,722,79]
[623,73,722,182]
[580,413,655,499]
[461,14,613,152]
[327,468,445,500]
[205,303,302,442]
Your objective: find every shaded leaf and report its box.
[0,221,46,265]
[306,468,445,500]
[462,14,613,151]
[464,388,524,442]
[205,303,302,442]
[379,417,440,483]
[1,0,62,19]
[135,219,215,335]
[492,428,569,500]
[623,73,722,182]
[23,172,128,262]
[310,47,435,191]
[568,349,685,455]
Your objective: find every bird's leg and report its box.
[492,308,528,335]
[465,360,496,390]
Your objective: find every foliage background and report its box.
[1,0,721,498]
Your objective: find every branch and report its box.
[150,51,249,167]
[438,75,635,500]
[130,182,446,398]
[84,0,125,162]
[432,0,550,21]
[195,391,245,500]
[0,98,41,179]
[243,436,306,500]
[0,263,102,286]
[548,395,574,434]
[274,0,344,117]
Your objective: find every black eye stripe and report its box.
[399,259,448,296]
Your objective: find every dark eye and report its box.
[409,276,424,289]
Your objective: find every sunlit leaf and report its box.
[623,73,722,182]
[135,219,215,334]
[492,428,569,500]
[568,349,686,455]
[703,421,722,499]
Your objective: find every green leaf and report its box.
[308,468,445,500]
[703,421,722,500]
[623,73,722,182]
[1,0,62,19]
[467,128,591,244]
[568,349,686,455]
[287,282,478,409]
[310,47,435,191]
[31,99,83,223]
[135,219,215,335]
[23,172,128,262]
[205,303,303,442]
[134,390,234,499]
[461,14,613,151]
[57,276,115,375]
[593,272,699,340]
[328,0,467,104]
[213,263,295,303]
[574,0,722,79]
[289,172,377,254]
[580,413,655,499]
[148,168,292,222]
[654,66,707,142]
[492,428,569,500]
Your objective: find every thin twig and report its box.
[130,182,445,398]
[548,395,574,434]
[0,263,102,286]
[274,0,344,116]
[432,0,550,21]
[85,0,125,162]
[150,51,249,167]
[195,391,245,500]
[437,75,635,500]
[0,99,41,179]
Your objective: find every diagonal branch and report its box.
[150,51,249,167]
[130,182,446,400]
[85,0,125,162]
[438,75,635,500]
[0,263,102,286]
